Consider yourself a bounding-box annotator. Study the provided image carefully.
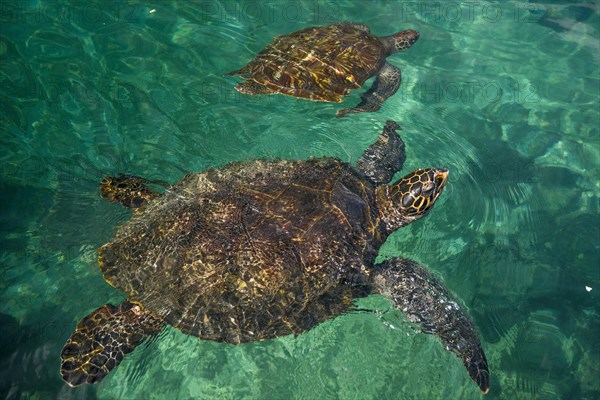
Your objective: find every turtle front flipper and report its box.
[372,258,490,394]
[100,174,166,210]
[356,120,405,184]
[60,301,165,387]
[336,62,401,118]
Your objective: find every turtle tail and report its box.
[60,301,165,387]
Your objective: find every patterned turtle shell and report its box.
[237,23,385,101]
[99,158,381,343]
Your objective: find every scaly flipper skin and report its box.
[337,62,401,118]
[357,120,406,184]
[100,174,166,210]
[234,80,274,95]
[60,301,165,387]
[372,258,490,394]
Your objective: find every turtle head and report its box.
[382,29,420,55]
[377,168,448,232]
[396,168,448,217]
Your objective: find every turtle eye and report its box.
[421,181,435,197]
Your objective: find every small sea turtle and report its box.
[225,22,419,117]
[60,121,489,393]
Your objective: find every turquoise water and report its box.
[1,0,598,399]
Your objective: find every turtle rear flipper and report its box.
[373,258,490,394]
[60,301,164,387]
[234,80,275,95]
[100,174,167,210]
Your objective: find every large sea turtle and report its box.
[60,121,489,393]
[225,22,419,117]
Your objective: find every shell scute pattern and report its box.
[99,158,379,343]
[244,24,385,101]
